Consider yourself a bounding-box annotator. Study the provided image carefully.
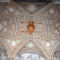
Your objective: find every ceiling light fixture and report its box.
[45,42,51,48]
[49,8,55,14]
[11,41,16,46]
[9,7,15,13]
[28,42,34,48]
[28,5,36,11]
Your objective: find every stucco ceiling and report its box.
[0,0,60,5]
[0,1,60,60]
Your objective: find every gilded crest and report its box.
[27,21,34,34]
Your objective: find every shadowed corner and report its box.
[13,0,52,2]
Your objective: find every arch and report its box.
[16,52,45,60]
[51,41,60,60]
[13,40,49,60]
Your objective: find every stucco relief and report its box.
[0,1,60,60]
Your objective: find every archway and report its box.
[13,52,45,60]
[13,40,46,60]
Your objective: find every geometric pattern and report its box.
[0,1,60,60]
[17,2,48,15]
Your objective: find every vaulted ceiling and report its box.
[0,1,60,60]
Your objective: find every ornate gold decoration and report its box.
[27,21,34,34]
